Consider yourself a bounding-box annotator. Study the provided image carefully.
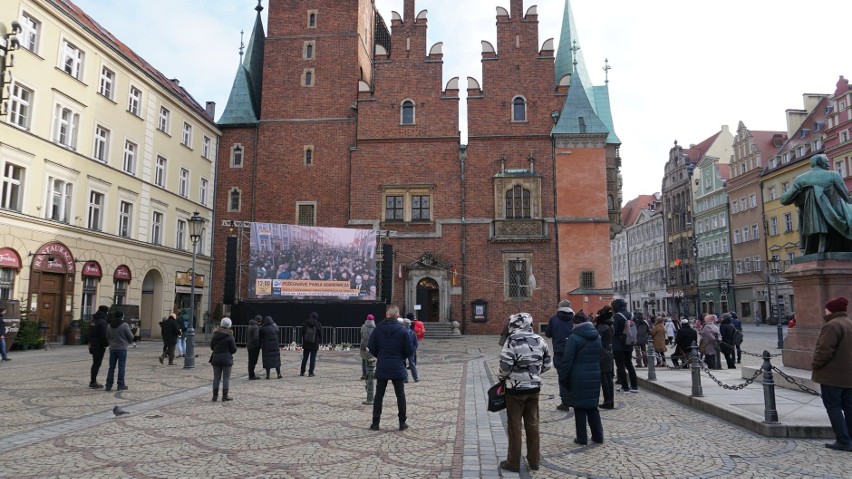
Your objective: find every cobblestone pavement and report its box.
[0,331,848,479]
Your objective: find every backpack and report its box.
[619,313,637,345]
[303,325,316,344]
[732,329,743,346]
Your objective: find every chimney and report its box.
[404,0,415,23]
[511,0,524,19]
[206,101,216,118]
[170,78,180,87]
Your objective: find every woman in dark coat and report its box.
[595,306,615,409]
[258,316,282,379]
[719,314,737,369]
[210,317,237,402]
[246,316,262,380]
[559,315,604,445]
[300,312,322,377]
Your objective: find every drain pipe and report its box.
[460,143,467,334]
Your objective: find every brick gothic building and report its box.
[213,0,622,333]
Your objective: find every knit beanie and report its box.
[220,317,232,328]
[825,297,849,314]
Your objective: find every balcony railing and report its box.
[491,219,548,243]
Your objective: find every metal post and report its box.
[761,350,779,423]
[647,327,656,381]
[184,241,197,369]
[690,340,703,397]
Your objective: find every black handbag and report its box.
[487,381,507,412]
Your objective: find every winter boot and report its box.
[222,389,233,402]
[212,388,218,402]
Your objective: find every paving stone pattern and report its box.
[0,333,847,478]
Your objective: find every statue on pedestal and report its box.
[780,154,852,254]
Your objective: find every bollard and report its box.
[690,340,703,397]
[647,328,656,381]
[761,350,779,423]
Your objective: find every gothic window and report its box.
[229,188,241,212]
[505,185,531,219]
[401,100,415,125]
[512,96,527,122]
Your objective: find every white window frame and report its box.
[202,136,212,159]
[400,99,415,125]
[151,211,164,245]
[1,162,25,212]
[753,256,762,272]
[511,96,527,122]
[118,200,133,238]
[302,68,315,87]
[176,219,187,251]
[52,103,81,149]
[200,178,208,206]
[182,122,193,148]
[303,41,315,60]
[230,144,244,168]
[8,82,34,130]
[19,11,41,53]
[770,217,778,236]
[92,124,110,163]
[46,177,73,223]
[784,212,793,233]
[98,65,115,100]
[123,139,137,176]
[836,160,847,178]
[178,168,189,198]
[155,156,167,187]
[158,106,170,133]
[87,189,105,231]
[749,193,757,208]
[127,86,142,116]
[60,39,85,80]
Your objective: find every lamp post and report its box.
[184,211,206,369]
[770,256,783,349]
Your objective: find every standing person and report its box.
[545,300,575,411]
[611,299,638,393]
[634,313,649,368]
[403,318,419,383]
[719,314,737,369]
[412,315,426,343]
[259,316,282,379]
[594,306,615,409]
[665,317,676,346]
[210,317,237,402]
[360,313,377,404]
[301,312,322,377]
[0,307,8,362]
[105,311,133,391]
[87,305,110,388]
[700,314,721,369]
[559,313,604,446]
[651,317,668,367]
[812,297,852,452]
[246,316,262,380]
[731,312,743,364]
[672,319,697,368]
[753,310,761,326]
[158,312,181,365]
[175,312,188,358]
[368,305,412,431]
[498,313,552,473]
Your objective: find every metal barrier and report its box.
[230,325,359,347]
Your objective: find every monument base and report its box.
[782,257,852,370]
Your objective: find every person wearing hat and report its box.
[672,318,697,369]
[301,312,322,377]
[105,310,133,391]
[546,299,575,410]
[88,305,110,388]
[812,296,852,452]
[210,317,237,402]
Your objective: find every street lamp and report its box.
[770,255,783,349]
[184,211,206,369]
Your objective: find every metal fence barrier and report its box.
[230,325,361,348]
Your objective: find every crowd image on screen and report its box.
[249,241,376,299]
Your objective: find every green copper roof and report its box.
[552,0,620,144]
[218,9,265,126]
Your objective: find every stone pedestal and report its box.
[782,256,852,370]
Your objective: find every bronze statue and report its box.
[779,154,852,254]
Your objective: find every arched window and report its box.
[505,185,531,219]
[229,188,241,212]
[512,96,526,122]
[401,100,415,125]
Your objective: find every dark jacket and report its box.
[595,312,614,373]
[302,317,322,351]
[160,316,181,346]
[210,327,237,366]
[558,322,602,409]
[258,316,281,369]
[0,313,5,337]
[611,299,633,352]
[546,310,575,356]
[367,317,412,380]
[719,318,736,354]
[246,319,261,350]
[89,309,109,349]
[675,324,698,358]
[635,316,650,345]
[812,312,852,388]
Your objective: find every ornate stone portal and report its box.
[405,253,452,322]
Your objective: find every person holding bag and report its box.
[210,317,237,402]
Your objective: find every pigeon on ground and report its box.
[113,405,130,416]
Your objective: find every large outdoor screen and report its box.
[248,223,378,300]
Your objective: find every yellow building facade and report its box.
[0,0,218,341]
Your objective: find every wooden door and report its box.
[36,273,65,339]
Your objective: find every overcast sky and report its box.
[71,0,851,205]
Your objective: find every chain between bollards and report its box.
[690,340,703,397]
[762,350,779,424]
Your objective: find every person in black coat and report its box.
[210,317,238,402]
[611,299,638,392]
[301,312,322,377]
[88,305,110,388]
[594,306,615,409]
[673,319,698,368]
[546,300,575,411]
[559,314,604,445]
[159,313,181,365]
[259,316,281,379]
[367,305,412,431]
[719,314,737,369]
[246,316,262,380]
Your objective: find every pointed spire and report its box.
[552,65,608,137]
[602,58,611,84]
[239,30,245,61]
[255,0,263,13]
[219,2,266,125]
